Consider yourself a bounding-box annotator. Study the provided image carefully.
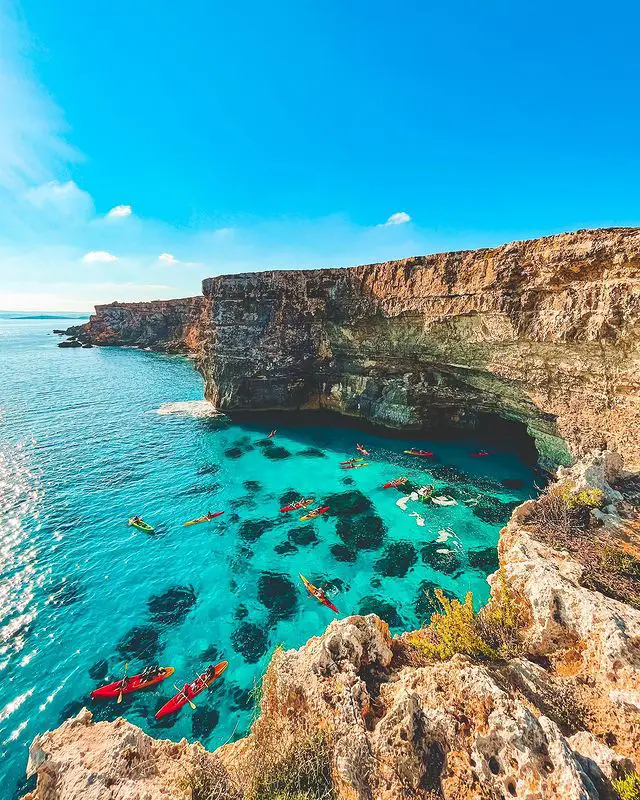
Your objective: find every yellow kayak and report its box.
[183,511,225,527]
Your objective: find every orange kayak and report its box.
[300,574,338,613]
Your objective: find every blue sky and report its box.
[1,0,638,310]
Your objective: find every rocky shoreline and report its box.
[23,451,640,799]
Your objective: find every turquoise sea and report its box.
[1,319,538,796]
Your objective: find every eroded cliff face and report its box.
[198,227,640,470]
[70,228,640,469]
[69,297,208,354]
[24,453,640,800]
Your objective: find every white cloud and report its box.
[383,211,411,226]
[82,250,118,263]
[106,204,132,219]
[23,180,93,220]
[158,252,179,265]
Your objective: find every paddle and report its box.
[173,683,197,710]
[117,662,128,704]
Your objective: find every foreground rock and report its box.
[69,228,640,469]
[24,454,640,800]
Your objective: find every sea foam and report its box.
[156,400,225,418]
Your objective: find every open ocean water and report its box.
[0,318,538,796]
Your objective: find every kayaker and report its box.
[268,429,277,438]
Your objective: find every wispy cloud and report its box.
[106,204,132,219]
[0,6,78,195]
[158,252,179,265]
[82,250,118,263]
[382,211,411,226]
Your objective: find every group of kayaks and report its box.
[90,661,229,719]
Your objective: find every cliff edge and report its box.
[69,228,640,470]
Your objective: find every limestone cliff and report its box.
[69,228,640,470]
[68,297,207,354]
[199,228,640,470]
[23,452,640,800]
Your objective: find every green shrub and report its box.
[613,770,640,800]
[407,570,522,662]
[556,482,603,510]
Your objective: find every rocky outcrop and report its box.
[24,453,640,800]
[199,228,640,470]
[70,228,640,469]
[67,297,207,354]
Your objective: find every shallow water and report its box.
[0,319,538,795]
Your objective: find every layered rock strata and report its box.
[67,297,207,354]
[24,452,640,800]
[69,228,640,469]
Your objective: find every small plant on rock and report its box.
[613,770,640,800]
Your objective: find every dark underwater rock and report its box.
[420,542,462,577]
[288,525,318,546]
[192,707,220,740]
[279,489,301,507]
[336,512,386,551]
[239,518,274,541]
[88,659,109,681]
[200,644,221,662]
[148,585,197,625]
[234,604,249,621]
[229,512,240,524]
[468,546,500,573]
[374,541,417,578]
[224,447,244,459]
[358,596,404,630]
[323,489,373,517]
[230,685,253,711]
[197,464,220,476]
[331,544,357,563]
[263,445,291,460]
[274,541,297,555]
[231,621,268,663]
[472,497,520,525]
[257,572,297,621]
[243,480,262,492]
[342,477,355,485]
[116,625,160,661]
[48,578,84,608]
[298,447,326,458]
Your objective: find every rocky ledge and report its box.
[68,228,640,470]
[24,452,640,800]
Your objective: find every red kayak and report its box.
[280,498,313,513]
[91,666,175,699]
[356,443,370,456]
[383,477,407,489]
[154,661,228,719]
[403,449,433,457]
[471,451,489,457]
[300,574,339,613]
